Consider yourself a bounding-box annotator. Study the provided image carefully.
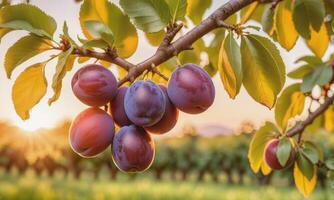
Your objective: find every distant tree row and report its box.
[0,121,333,188]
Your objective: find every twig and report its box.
[287,94,334,137]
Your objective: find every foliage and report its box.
[0,0,334,197]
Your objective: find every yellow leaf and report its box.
[80,0,138,58]
[12,63,47,120]
[275,84,305,131]
[294,164,317,197]
[261,161,272,175]
[306,23,329,58]
[218,32,242,99]
[248,122,277,173]
[78,57,90,64]
[5,35,51,78]
[241,35,286,108]
[240,2,259,24]
[324,105,334,131]
[274,0,298,50]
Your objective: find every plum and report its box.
[109,87,132,127]
[264,139,295,170]
[72,64,117,107]
[69,107,115,157]
[112,125,154,173]
[167,63,215,114]
[124,80,166,126]
[145,85,179,134]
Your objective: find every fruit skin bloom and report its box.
[124,80,166,127]
[112,125,155,173]
[72,64,118,107]
[70,107,115,157]
[167,63,215,114]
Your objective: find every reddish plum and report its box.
[264,139,295,170]
[109,87,132,127]
[167,63,215,114]
[72,64,117,107]
[70,107,115,157]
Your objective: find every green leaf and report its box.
[248,121,278,174]
[5,35,51,78]
[80,0,138,58]
[241,34,285,108]
[145,30,165,46]
[275,83,305,131]
[277,137,293,166]
[0,4,56,39]
[296,152,316,181]
[328,170,334,188]
[0,20,51,38]
[84,20,114,45]
[274,0,298,50]
[178,50,200,64]
[325,158,334,170]
[82,39,109,49]
[261,5,274,34]
[12,63,47,120]
[301,142,319,164]
[186,0,212,24]
[301,64,333,92]
[62,22,77,46]
[203,62,217,77]
[292,0,326,39]
[218,32,242,99]
[296,55,323,65]
[207,29,226,69]
[48,47,75,105]
[166,0,187,22]
[119,0,171,33]
[288,64,314,79]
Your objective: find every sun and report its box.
[13,114,56,132]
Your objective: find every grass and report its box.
[0,170,333,200]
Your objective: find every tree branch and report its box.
[70,0,276,86]
[117,0,262,86]
[287,94,334,137]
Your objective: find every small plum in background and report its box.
[109,87,132,127]
[167,63,215,114]
[70,107,115,157]
[145,85,179,134]
[124,80,166,126]
[72,64,117,107]
[264,139,295,170]
[112,125,154,173]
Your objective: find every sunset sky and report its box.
[0,0,333,133]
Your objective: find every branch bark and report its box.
[287,94,334,137]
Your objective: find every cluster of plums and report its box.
[69,63,215,172]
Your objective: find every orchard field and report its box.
[0,171,333,200]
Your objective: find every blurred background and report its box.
[0,0,334,199]
[0,121,334,199]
